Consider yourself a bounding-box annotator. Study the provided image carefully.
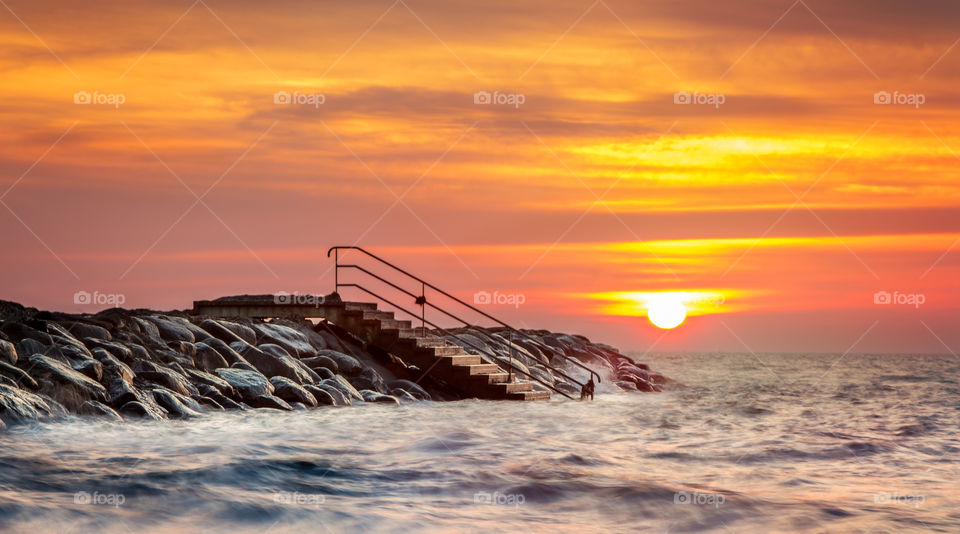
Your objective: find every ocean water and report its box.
[0,353,957,533]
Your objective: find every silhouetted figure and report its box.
[580,376,595,400]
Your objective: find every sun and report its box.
[647,294,687,329]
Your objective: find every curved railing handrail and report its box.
[338,283,576,400]
[327,245,601,385]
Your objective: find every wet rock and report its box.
[360,390,399,405]
[202,338,247,366]
[66,322,112,342]
[391,389,419,402]
[92,349,135,385]
[192,394,224,411]
[0,361,38,389]
[105,378,144,409]
[313,367,335,380]
[198,386,244,410]
[318,350,362,376]
[214,368,274,402]
[78,400,122,421]
[248,394,292,411]
[231,361,258,372]
[251,323,317,358]
[303,384,337,406]
[388,379,431,401]
[168,341,196,358]
[16,339,49,361]
[309,384,349,406]
[132,317,163,345]
[185,369,236,398]
[150,388,202,418]
[2,322,52,345]
[193,342,229,372]
[348,367,387,394]
[83,338,134,365]
[313,325,349,352]
[118,400,166,420]
[136,366,198,397]
[233,342,314,384]
[300,355,338,374]
[198,319,248,345]
[73,359,103,382]
[0,340,17,365]
[0,384,62,424]
[321,376,363,403]
[269,376,318,408]
[24,354,107,410]
[146,316,195,343]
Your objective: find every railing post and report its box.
[334,249,339,293]
[509,331,514,383]
[420,282,425,331]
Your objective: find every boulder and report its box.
[233,342,314,384]
[0,340,17,365]
[0,384,62,425]
[146,316,195,343]
[248,394,292,411]
[25,354,107,410]
[92,349,135,385]
[185,369,236,398]
[214,368,274,402]
[313,327,348,352]
[16,339,49,361]
[313,367,335,380]
[66,322,112,342]
[2,322,52,345]
[78,400,122,421]
[83,338,134,364]
[348,367,387,394]
[303,384,337,406]
[192,395,224,411]
[231,361,259,372]
[193,342,229,372]
[73,359,103,382]
[387,379,431,401]
[105,378,145,409]
[317,350,363,376]
[0,361,38,389]
[198,386,245,410]
[360,390,400,405]
[251,323,317,358]
[198,319,248,345]
[202,338,247,366]
[136,367,198,397]
[168,341,196,358]
[150,388,202,418]
[131,317,163,345]
[300,355,338,374]
[118,400,166,420]
[310,384,349,406]
[321,376,364,403]
[391,389,419,402]
[269,376,318,408]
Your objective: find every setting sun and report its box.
[647,294,688,329]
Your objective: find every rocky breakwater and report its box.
[0,299,670,428]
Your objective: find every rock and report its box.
[0,340,17,365]
[2,322,52,345]
[193,342,229,372]
[348,367,387,393]
[78,400,122,421]
[199,319,247,345]
[185,369,236,398]
[318,350,363,376]
[0,384,62,424]
[92,349,135,385]
[202,338,247,366]
[360,390,400,405]
[105,378,144,409]
[231,361,259,372]
[391,389,419,402]
[248,394,292,411]
[192,394,224,411]
[313,326,348,352]
[168,341,196,358]
[0,361,38,389]
[198,387,244,410]
[136,367,198,397]
[83,338,134,364]
[73,359,103,382]
[300,355,338,374]
[233,342,314,384]
[387,380,431,401]
[146,316,195,343]
[0,375,16,388]
[313,367,335,380]
[118,400,166,420]
[310,384,349,406]
[153,348,193,369]
[321,376,364,403]
[24,354,107,410]
[303,385,337,406]
[16,339,49,361]
[132,317,163,344]
[166,317,212,343]
[251,323,317,358]
[150,388,202,418]
[269,376,318,407]
[66,322,112,342]
[214,368,274,401]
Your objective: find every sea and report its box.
[0,352,957,533]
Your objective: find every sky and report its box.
[0,0,958,354]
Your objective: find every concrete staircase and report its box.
[338,301,550,401]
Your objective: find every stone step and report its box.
[363,310,395,321]
[431,346,467,357]
[506,390,551,401]
[439,354,482,366]
[411,337,449,348]
[344,302,378,311]
[452,363,500,376]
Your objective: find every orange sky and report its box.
[1,0,958,353]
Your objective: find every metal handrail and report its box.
[339,283,576,400]
[327,246,601,385]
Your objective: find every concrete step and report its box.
[344,302,378,311]
[431,346,468,357]
[506,390,551,401]
[439,354,482,366]
[377,328,417,339]
[363,310,395,321]
[452,363,500,376]
[411,337,449,348]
